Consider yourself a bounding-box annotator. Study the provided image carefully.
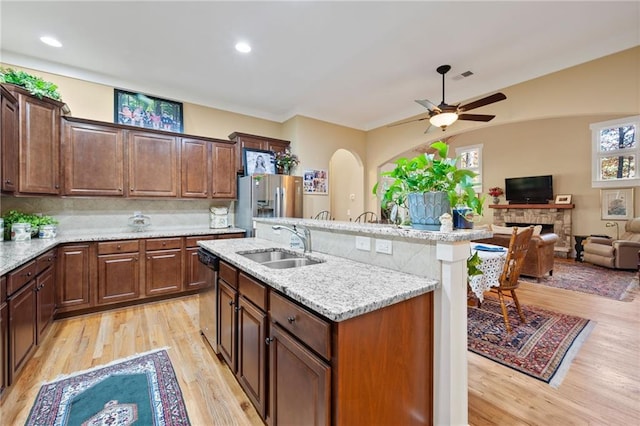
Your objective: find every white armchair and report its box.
[583,218,640,269]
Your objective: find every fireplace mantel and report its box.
[490,204,575,209]
[489,204,574,257]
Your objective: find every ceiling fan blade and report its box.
[415,99,438,110]
[458,113,495,122]
[387,116,430,127]
[459,92,506,112]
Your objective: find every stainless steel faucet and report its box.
[272,224,312,253]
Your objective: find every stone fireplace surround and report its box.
[490,203,575,257]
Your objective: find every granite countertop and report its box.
[253,217,492,241]
[199,237,439,322]
[0,226,245,276]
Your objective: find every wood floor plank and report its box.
[1,269,638,425]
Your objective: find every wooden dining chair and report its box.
[354,211,378,223]
[313,210,332,220]
[493,226,534,332]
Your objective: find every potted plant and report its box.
[0,67,63,101]
[373,141,484,230]
[2,210,58,240]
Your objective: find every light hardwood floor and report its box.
[1,274,639,425]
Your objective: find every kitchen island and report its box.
[200,218,491,426]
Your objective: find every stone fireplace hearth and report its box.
[490,203,575,257]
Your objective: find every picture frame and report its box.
[600,188,634,220]
[303,169,328,195]
[243,148,276,176]
[554,194,572,204]
[114,89,183,133]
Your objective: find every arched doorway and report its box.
[329,149,363,221]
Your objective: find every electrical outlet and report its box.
[375,239,393,255]
[355,236,371,251]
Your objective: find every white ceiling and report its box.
[1,1,639,131]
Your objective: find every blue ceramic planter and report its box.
[407,191,450,231]
[453,207,474,229]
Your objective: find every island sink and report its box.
[238,248,324,269]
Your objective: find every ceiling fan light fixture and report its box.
[429,112,458,129]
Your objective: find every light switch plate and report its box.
[375,239,393,254]
[355,236,371,251]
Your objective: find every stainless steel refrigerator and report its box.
[237,174,303,236]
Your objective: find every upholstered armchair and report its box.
[583,218,640,269]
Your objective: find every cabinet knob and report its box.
[287,316,296,324]
[26,272,32,277]
[229,300,235,306]
[5,179,12,184]
[162,242,166,246]
[265,337,274,345]
[130,188,134,191]
[118,188,123,192]
[55,184,60,189]
[117,245,121,250]
[234,306,240,312]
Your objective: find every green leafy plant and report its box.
[0,67,62,101]
[2,210,58,239]
[373,140,484,216]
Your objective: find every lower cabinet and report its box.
[97,240,141,305]
[184,236,216,290]
[35,265,56,344]
[144,238,183,296]
[0,276,7,398]
[56,243,92,313]
[216,260,434,425]
[8,280,37,384]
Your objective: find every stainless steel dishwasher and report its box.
[198,248,219,353]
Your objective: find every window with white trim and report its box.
[456,144,483,193]
[591,116,639,188]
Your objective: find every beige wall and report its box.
[2,46,639,236]
[365,46,640,237]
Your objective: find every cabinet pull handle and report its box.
[287,316,295,324]
[229,300,234,306]
[234,306,240,312]
[265,337,274,345]
[5,179,11,184]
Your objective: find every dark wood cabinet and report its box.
[228,132,290,174]
[4,85,64,195]
[128,130,178,197]
[35,265,55,344]
[268,324,330,426]
[0,276,7,398]
[97,241,141,305]
[56,243,92,313]
[211,141,236,198]
[218,278,238,371]
[144,238,183,296]
[180,138,209,198]
[8,280,36,384]
[1,85,19,192]
[236,273,268,418]
[184,236,216,290]
[62,119,124,196]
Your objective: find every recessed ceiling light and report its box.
[40,36,62,47]
[235,42,251,53]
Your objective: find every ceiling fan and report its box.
[394,64,507,131]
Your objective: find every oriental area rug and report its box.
[25,348,190,426]
[468,297,594,388]
[520,258,639,301]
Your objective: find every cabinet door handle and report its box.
[5,179,11,184]
[26,272,32,277]
[229,300,234,306]
[118,188,123,192]
[287,316,296,324]
[117,245,121,250]
[234,306,240,312]
[265,337,274,345]
[55,184,60,189]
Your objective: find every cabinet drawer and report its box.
[1,275,6,302]
[36,249,56,274]
[98,240,139,255]
[7,261,36,296]
[185,235,216,248]
[239,272,267,311]
[217,233,244,240]
[270,292,331,360]
[219,261,237,288]
[145,237,182,251]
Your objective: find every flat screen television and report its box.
[505,175,553,204]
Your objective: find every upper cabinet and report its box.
[2,84,64,195]
[1,86,19,192]
[62,119,124,196]
[128,130,179,197]
[228,132,290,174]
[59,117,237,200]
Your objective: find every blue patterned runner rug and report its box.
[26,348,190,425]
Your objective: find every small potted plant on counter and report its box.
[373,141,484,230]
[2,210,58,240]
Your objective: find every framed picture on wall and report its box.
[114,89,183,133]
[554,194,572,204]
[600,188,634,220]
[303,169,328,194]
[243,148,276,176]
